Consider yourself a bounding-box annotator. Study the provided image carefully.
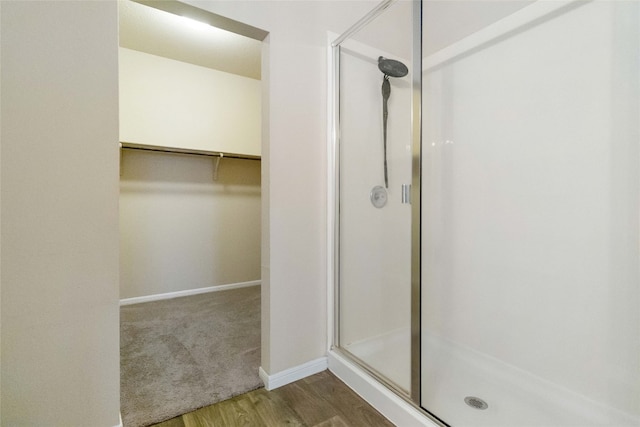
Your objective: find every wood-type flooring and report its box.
[151,370,395,427]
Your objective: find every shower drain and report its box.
[464,396,489,410]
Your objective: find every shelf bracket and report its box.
[119,143,124,177]
[213,153,223,181]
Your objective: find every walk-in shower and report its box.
[330,1,640,426]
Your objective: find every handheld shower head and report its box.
[377,56,407,189]
[378,56,408,78]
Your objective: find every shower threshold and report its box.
[336,331,639,426]
[343,327,412,394]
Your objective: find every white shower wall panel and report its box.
[339,45,412,356]
[422,0,639,421]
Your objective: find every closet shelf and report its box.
[119,142,261,161]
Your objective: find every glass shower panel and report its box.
[422,1,639,426]
[336,1,415,394]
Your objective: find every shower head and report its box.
[378,56,407,188]
[378,56,408,78]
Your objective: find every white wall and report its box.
[337,38,412,389]
[119,47,261,157]
[422,0,639,418]
[185,0,379,375]
[339,47,412,343]
[0,1,120,425]
[422,0,532,56]
[120,150,261,299]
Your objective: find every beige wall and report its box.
[1,2,119,426]
[0,1,379,423]
[120,150,261,299]
[0,1,120,425]
[183,0,379,374]
[119,47,262,157]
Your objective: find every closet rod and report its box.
[120,142,261,161]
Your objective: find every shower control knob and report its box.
[370,185,388,208]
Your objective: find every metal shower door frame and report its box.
[329,0,427,415]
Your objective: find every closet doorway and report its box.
[117,2,268,426]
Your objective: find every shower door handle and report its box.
[402,184,411,204]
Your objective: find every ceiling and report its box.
[119,0,262,80]
[423,0,533,57]
[346,0,533,60]
[119,0,533,80]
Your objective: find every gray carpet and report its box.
[120,286,262,427]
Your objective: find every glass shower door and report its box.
[335,0,418,395]
[422,1,640,425]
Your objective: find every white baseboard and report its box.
[259,357,328,391]
[328,350,441,427]
[119,280,261,306]
[114,413,123,427]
